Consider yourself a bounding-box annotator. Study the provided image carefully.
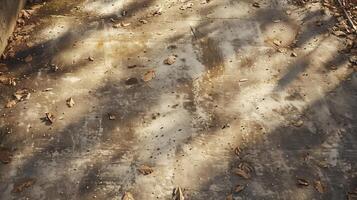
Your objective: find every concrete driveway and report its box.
[0,0,356,199]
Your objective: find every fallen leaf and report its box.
[12,178,36,193]
[164,55,177,65]
[14,89,30,101]
[24,55,32,63]
[314,180,324,193]
[108,113,116,120]
[122,192,135,200]
[66,97,75,107]
[234,168,251,179]
[273,39,281,46]
[234,147,241,156]
[234,162,253,179]
[234,184,245,193]
[291,52,298,57]
[172,187,184,200]
[139,19,148,24]
[293,120,304,127]
[45,112,55,124]
[142,70,156,82]
[0,148,12,164]
[297,178,309,186]
[138,165,153,175]
[5,100,17,108]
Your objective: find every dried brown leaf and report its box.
[142,70,156,82]
[122,192,135,200]
[172,187,184,200]
[46,112,55,124]
[12,178,36,193]
[138,165,153,175]
[5,100,17,108]
[66,97,75,107]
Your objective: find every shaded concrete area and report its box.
[0,0,356,199]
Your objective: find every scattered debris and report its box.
[297,178,309,186]
[122,192,135,200]
[172,187,184,200]
[142,70,156,82]
[164,55,177,65]
[314,180,324,193]
[66,97,75,108]
[138,165,154,175]
[12,178,36,193]
[0,148,12,164]
[45,112,55,124]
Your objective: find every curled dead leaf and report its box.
[108,113,116,120]
[164,55,177,65]
[5,100,17,108]
[138,165,153,175]
[14,89,30,101]
[45,112,55,124]
[172,187,184,200]
[122,192,135,200]
[234,168,251,179]
[66,97,75,108]
[142,70,156,82]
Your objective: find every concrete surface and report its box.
[0,0,356,199]
[0,0,25,55]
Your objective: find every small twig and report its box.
[336,0,357,32]
[190,25,197,40]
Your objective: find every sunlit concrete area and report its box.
[0,0,356,199]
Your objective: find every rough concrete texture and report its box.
[0,0,356,199]
[0,0,25,55]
